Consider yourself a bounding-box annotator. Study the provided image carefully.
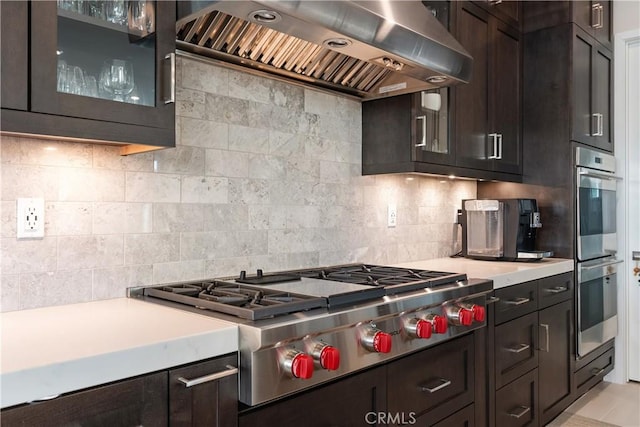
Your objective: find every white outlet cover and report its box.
[17,198,45,239]
[387,204,397,228]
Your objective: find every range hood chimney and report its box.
[176,1,472,100]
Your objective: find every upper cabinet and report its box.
[362,1,522,182]
[452,1,522,177]
[472,0,521,30]
[524,1,612,51]
[0,1,176,154]
[523,23,613,153]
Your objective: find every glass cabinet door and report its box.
[412,88,453,164]
[30,1,174,129]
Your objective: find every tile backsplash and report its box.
[0,56,476,311]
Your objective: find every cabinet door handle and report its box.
[486,296,501,305]
[489,0,503,4]
[497,133,503,159]
[592,3,604,29]
[504,297,530,306]
[163,52,176,105]
[488,133,499,159]
[544,286,568,294]
[539,323,550,352]
[420,378,452,393]
[505,343,530,353]
[415,115,427,147]
[592,113,604,136]
[508,405,531,419]
[177,365,238,388]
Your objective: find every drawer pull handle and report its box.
[508,405,531,419]
[591,367,606,376]
[420,378,452,393]
[504,297,530,306]
[544,286,568,294]
[486,296,501,305]
[178,365,238,388]
[505,343,530,353]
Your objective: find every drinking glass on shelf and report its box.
[99,59,135,102]
[84,75,99,98]
[127,0,155,34]
[106,0,127,25]
[69,66,87,95]
[57,59,69,93]
[88,0,106,19]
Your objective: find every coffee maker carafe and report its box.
[460,199,552,261]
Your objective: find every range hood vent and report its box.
[177,1,473,100]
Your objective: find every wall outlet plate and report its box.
[387,204,397,228]
[17,198,45,239]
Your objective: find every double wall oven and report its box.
[575,147,622,357]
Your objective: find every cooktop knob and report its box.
[446,306,473,326]
[361,328,392,353]
[281,350,314,379]
[472,305,486,322]
[424,313,448,334]
[309,342,341,370]
[405,318,432,339]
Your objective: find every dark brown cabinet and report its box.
[452,1,522,178]
[524,1,612,51]
[169,355,239,427]
[362,1,522,183]
[523,22,613,153]
[0,0,175,154]
[472,0,521,29]
[485,272,574,427]
[1,354,238,427]
[239,365,387,427]
[1,372,168,427]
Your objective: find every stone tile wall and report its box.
[0,56,476,311]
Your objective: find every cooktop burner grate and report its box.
[144,281,327,320]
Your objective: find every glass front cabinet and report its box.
[1,1,175,153]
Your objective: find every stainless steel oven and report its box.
[576,147,619,262]
[577,257,621,357]
[575,147,622,358]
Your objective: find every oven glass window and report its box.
[580,275,617,332]
[579,187,616,236]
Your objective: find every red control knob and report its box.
[319,346,341,370]
[459,308,473,326]
[373,331,392,353]
[291,353,314,379]
[415,319,433,339]
[472,305,486,322]
[432,315,448,334]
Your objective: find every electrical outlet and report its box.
[387,204,397,228]
[17,198,45,240]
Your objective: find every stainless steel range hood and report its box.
[176,1,472,99]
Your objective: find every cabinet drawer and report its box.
[538,272,574,309]
[170,354,238,427]
[388,334,474,420]
[495,312,539,388]
[575,347,614,396]
[494,281,538,324]
[495,369,538,427]
[431,403,475,427]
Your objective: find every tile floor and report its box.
[547,381,640,426]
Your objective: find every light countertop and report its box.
[394,257,574,289]
[0,298,238,409]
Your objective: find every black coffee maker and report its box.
[460,198,553,261]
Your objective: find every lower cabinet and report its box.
[238,365,387,427]
[486,272,575,427]
[1,353,238,427]
[1,372,168,427]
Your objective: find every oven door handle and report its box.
[578,170,623,181]
[178,365,238,388]
[581,259,624,270]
